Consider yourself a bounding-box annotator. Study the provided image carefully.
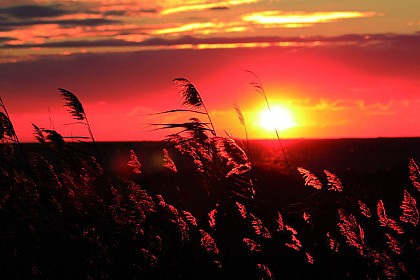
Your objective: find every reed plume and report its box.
[233,100,245,127]
[173,78,203,108]
[199,229,219,255]
[243,238,262,253]
[58,88,86,121]
[337,208,366,256]
[173,78,215,135]
[324,170,343,192]
[0,98,20,145]
[303,211,311,224]
[297,167,322,190]
[305,252,314,264]
[358,200,372,218]
[377,200,404,234]
[276,211,284,231]
[233,100,253,165]
[32,124,46,144]
[326,232,339,252]
[249,213,265,236]
[182,210,198,227]
[208,207,217,229]
[127,149,142,174]
[256,264,273,280]
[399,189,419,226]
[162,148,177,173]
[408,158,420,192]
[58,88,102,165]
[214,136,251,178]
[384,233,401,254]
[0,112,15,142]
[236,201,247,219]
[284,224,302,251]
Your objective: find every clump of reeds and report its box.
[0,77,418,280]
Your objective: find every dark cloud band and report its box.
[0,5,67,19]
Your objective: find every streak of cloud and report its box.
[159,0,259,15]
[242,11,377,28]
[151,21,246,35]
[0,4,68,18]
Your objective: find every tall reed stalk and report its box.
[233,99,253,167]
[0,97,28,169]
[173,78,216,136]
[58,88,103,164]
[243,70,294,178]
[0,98,20,145]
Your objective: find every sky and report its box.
[0,0,419,142]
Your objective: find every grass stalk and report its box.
[244,70,294,178]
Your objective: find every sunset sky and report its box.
[1,0,419,141]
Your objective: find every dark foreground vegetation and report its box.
[0,80,419,279]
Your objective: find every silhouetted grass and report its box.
[0,81,418,279]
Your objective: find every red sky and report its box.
[0,1,419,141]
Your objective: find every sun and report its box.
[259,105,295,131]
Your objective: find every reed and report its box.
[0,78,417,279]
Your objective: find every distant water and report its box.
[22,138,420,199]
[249,138,420,174]
[23,138,420,174]
[96,138,420,200]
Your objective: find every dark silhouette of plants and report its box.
[0,77,418,279]
[58,88,102,163]
[0,98,20,145]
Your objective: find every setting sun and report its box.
[259,105,295,132]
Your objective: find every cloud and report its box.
[0,18,119,27]
[297,98,397,116]
[139,8,158,14]
[209,7,230,11]
[4,39,142,48]
[0,34,346,48]
[159,0,259,15]
[242,11,377,28]
[103,10,127,16]
[2,32,420,70]
[150,20,252,35]
[0,36,12,43]
[0,5,68,19]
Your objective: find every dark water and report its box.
[250,138,420,173]
[248,138,420,207]
[40,137,418,202]
[66,137,420,173]
[23,137,420,202]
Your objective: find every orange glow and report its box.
[160,0,259,15]
[0,23,142,46]
[151,21,247,35]
[196,42,269,49]
[258,106,296,132]
[242,11,377,27]
[152,22,218,35]
[2,24,60,45]
[114,34,147,42]
[51,13,104,21]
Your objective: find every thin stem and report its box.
[265,95,294,178]
[85,115,103,166]
[201,101,216,136]
[246,71,295,179]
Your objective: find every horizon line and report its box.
[16,136,420,144]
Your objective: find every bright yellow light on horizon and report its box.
[258,105,295,132]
